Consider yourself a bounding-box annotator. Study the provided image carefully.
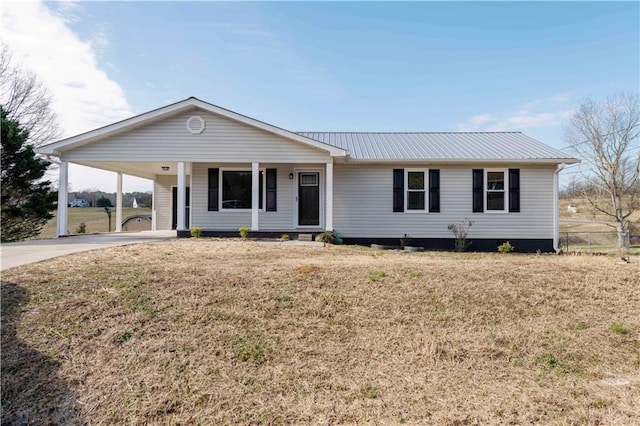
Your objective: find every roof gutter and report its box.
[553,163,566,252]
[344,158,580,165]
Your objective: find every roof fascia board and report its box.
[38,100,197,155]
[346,158,581,165]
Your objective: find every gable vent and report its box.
[186,116,205,134]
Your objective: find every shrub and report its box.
[447,219,473,252]
[497,241,514,253]
[75,222,86,234]
[315,230,337,244]
[239,226,250,239]
[281,234,290,241]
[190,227,203,238]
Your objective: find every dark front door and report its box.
[172,187,190,230]
[298,172,320,226]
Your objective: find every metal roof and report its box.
[296,132,577,162]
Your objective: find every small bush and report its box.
[239,226,250,239]
[315,231,337,244]
[281,234,290,241]
[497,241,514,253]
[190,227,203,238]
[448,219,473,252]
[75,222,86,234]
[610,323,628,335]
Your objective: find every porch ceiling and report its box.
[72,161,193,180]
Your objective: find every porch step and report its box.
[298,234,314,242]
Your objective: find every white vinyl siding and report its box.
[60,109,331,163]
[153,175,175,231]
[333,164,555,239]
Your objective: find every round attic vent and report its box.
[186,115,205,134]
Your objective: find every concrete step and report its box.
[297,234,313,242]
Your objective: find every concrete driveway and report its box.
[1,231,176,271]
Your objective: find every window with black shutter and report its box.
[393,169,404,212]
[472,169,484,212]
[208,168,219,211]
[509,169,520,212]
[429,169,440,212]
[266,168,277,211]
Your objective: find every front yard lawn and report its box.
[2,240,639,425]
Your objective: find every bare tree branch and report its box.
[565,93,640,248]
[0,43,61,147]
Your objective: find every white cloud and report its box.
[1,0,152,192]
[458,94,574,132]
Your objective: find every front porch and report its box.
[55,160,336,237]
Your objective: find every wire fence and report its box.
[560,232,638,254]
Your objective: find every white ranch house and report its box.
[39,97,579,252]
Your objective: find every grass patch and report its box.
[233,337,267,364]
[348,385,380,400]
[2,240,639,424]
[368,270,386,281]
[610,323,629,335]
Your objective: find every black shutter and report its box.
[266,168,277,211]
[428,169,440,212]
[393,169,404,212]
[509,168,520,212]
[472,169,484,213]
[208,168,219,211]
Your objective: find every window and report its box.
[393,168,440,213]
[406,170,426,211]
[221,170,264,210]
[209,168,277,212]
[473,168,520,213]
[485,169,507,212]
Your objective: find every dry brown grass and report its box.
[2,240,639,425]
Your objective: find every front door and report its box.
[172,187,190,230]
[298,172,320,226]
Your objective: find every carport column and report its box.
[115,172,123,232]
[251,162,259,231]
[325,159,333,231]
[56,161,69,237]
[177,161,187,231]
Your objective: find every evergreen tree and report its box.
[1,108,57,242]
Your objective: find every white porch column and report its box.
[56,161,69,237]
[151,180,157,231]
[325,159,334,231]
[115,172,123,232]
[251,162,259,231]
[177,161,187,231]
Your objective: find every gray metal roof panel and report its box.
[296,132,576,161]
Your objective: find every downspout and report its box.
[553,163,566,251]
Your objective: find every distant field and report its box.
[560,197,640,233]
[37,207,152,239]
[2,241,639,425]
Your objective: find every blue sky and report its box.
[2,1,639,191]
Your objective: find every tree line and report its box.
[69,190,152,208]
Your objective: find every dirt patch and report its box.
[2,240,639,425]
